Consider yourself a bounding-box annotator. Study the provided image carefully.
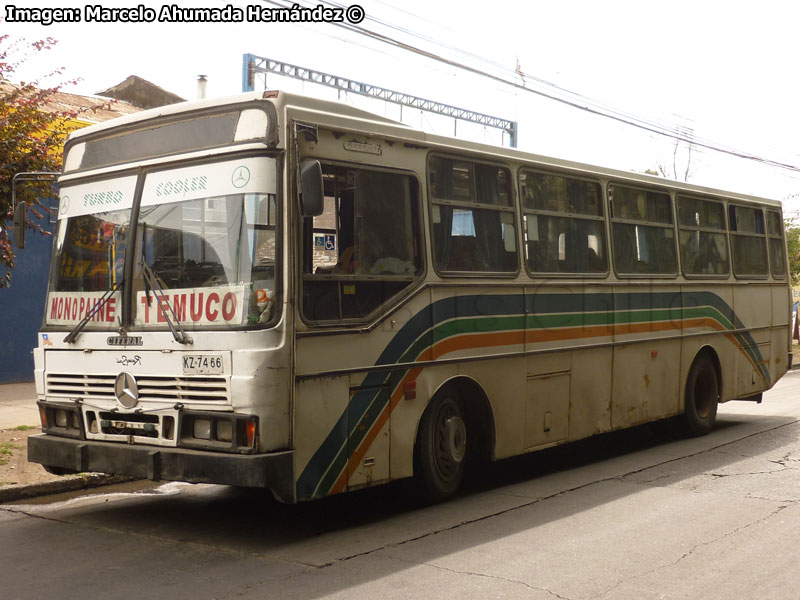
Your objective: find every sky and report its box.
[5,0,800,212]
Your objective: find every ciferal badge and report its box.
[107,335,143,347]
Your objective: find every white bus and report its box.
[24,91,791,503]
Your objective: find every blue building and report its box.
[0,220,55,382]
[0,86,142,382]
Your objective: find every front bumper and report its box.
[28,434,294,503]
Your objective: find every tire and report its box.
[414,390,468,502]
[682,354,719,436]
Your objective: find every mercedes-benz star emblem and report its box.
[231,165,250,188]
[114,371,139,409]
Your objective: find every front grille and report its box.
[46,374,116,399]
[46,373,230,403]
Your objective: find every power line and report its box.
[329,1,800,168]
[254,0,800,174]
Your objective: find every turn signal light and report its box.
[245,420,256,448]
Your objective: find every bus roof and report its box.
[66,90,783,208]
[65,90,410,141]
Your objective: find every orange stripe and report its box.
[332,367,423,494]
[433,330,523,359]
[332,315,757,494]
[526,324,612,343]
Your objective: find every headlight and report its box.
[193,419,213,440]
[38,401,85,439]
[179,411,258,454]
[216,421,233,442]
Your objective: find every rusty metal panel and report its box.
[612,339,681,429]
[524,352,570,449]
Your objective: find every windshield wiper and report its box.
[139,261,193,345]
[64,281,123,344]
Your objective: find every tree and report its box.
[656,135,694,182]
[785,216,800,286]
[0,35,79,287]
[645,129,695,182]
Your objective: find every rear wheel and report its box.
[414,390,467,502]
[682,354,719,436]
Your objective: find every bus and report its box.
[22,90,791,503]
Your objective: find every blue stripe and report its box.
[296,290,770,500]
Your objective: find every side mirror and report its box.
[13,201,26,249]
[299,160,323,218]
[10,171,59,249]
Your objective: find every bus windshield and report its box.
[45,156,279,331]
[134,190,278,329]
[46,174,137,330]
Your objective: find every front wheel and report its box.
[414,391,467,502]
[682,354,720,436]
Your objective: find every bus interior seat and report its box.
[447,236,488,271]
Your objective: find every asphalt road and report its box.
[2,370,799,600]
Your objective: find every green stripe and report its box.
[297,291,772,501]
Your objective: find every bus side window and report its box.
[356,170,418,275]
[429,155,517,274]
[729,204,768,278]
[302,164,422,322]
[767,210,787,278]
[610,185,677,276]
[677,195,729,277]
[520,170,607,275]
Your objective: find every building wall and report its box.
[1,86,143,382]
[0,225,53,382]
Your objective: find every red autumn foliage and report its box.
[0,35,112,287]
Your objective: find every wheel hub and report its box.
[444,416,467,463]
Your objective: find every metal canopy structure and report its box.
[242,53,518,148]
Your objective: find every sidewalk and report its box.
[0,381,40,429]
[0,381,131,503]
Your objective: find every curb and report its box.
[0,474,137,504]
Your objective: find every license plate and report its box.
[112,420,146,430]
[182,354,224,374]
